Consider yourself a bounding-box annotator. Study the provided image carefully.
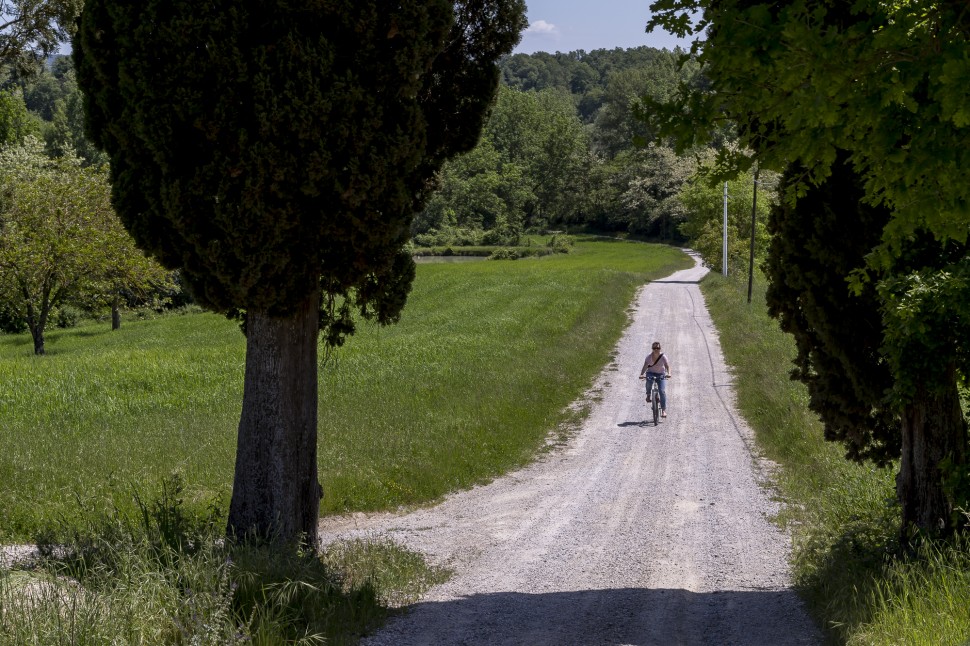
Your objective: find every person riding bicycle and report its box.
[639,341,671,418]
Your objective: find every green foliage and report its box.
[51,304,82,328]
[648,0,970,537]
[594,57,700,157]
[0,88,41,146]
[483,86,589,229]
[0,137,169,352]
[0,299,26,333]
[46,84,109,167]
[610,144,695,240]
[415,137,527,244]
[3,55,109,165]
[646,0,970,253]
[763,153,969,534]
[413,47,711,241]
[18,61,65,120]
[0,139,107,350]
[0,0,83,74]
[675,152,774,273]
[546,232,574,253]
[701,270,970,646]
[76,0,527,327]
[878,255,970,402]
[413,227,488,248]
[487,246,522,260]
[500,46,701,129]
[764,155,898,465]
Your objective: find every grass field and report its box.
[6,241,966,644]
[0,237,690,643]
[0,237,691,541]
[701,270,970,646]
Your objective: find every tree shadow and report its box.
[370,587,820,645]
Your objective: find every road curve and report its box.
[318,251,822,645]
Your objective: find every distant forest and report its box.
[0,47,766,266]
[414,45,761,254]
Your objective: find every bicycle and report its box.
[639,373,668,425]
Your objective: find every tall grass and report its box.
[0,237,690,538]
[0,311,245,540]
[1,237,689,643]
[0,474,447,645]
[701,270,970,645]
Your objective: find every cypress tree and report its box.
[75,0,526,546]
[765,154,897,465]
[766,154,969,539]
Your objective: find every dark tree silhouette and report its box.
[765,154,897,465]
[75,0,525,547]
[766,154,969,539]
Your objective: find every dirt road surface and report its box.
[318,252,822,645]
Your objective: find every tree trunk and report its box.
[24,299,49,356]
[227,291,323,549]
[29,323,46,355]
[897,364,968,542]
[111,296,121,330]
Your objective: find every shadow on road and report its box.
[370,587,818,645]
[616,420,659,428]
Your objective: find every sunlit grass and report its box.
[0,237,689,643]
[0,312,244,539]
[0,237,690,539]
[702,270,970,646]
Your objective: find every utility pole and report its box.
[722,182,728,276]
[747,166,759,304]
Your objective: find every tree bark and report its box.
[29,323,45,355]
[897,363,968,542]
[24,297,48,356]
[227,290,323,549]
[111,296,121,330]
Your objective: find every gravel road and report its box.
[318,252,822,645]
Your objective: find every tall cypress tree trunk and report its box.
[227,291,323,548]
[897,364,968,542]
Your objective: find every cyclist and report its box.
[639,341,671,417]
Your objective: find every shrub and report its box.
[547,233,575,253]
[0,302,26,334]
[480,228,520,246]
[488,247,521,260]
[411,226,485,248]
[53,305,83,329]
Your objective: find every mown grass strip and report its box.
[701,270,970,646]
[0,238,690,540]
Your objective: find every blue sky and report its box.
[514,0,692,55]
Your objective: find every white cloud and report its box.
[525,19,558,36]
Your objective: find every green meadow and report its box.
[0,237,691,541]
